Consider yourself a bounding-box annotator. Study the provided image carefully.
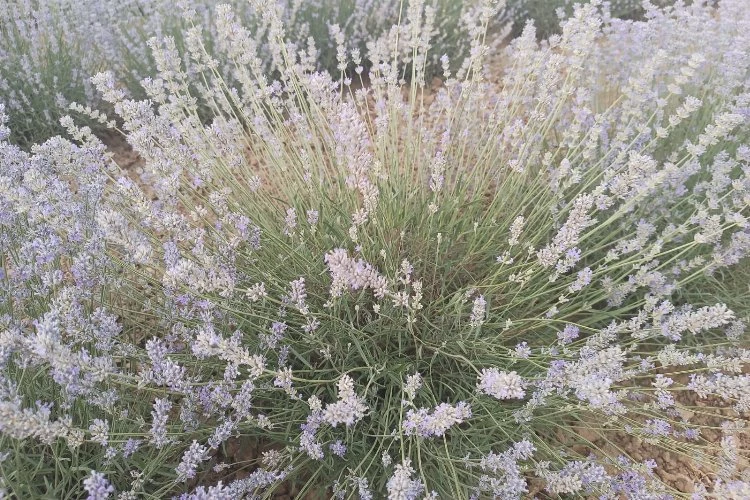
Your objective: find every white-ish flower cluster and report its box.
[403,372,422,403]
[386,459,424,500]
[508,215,525,246]
[689,373,750,412]
[477,368,526,400]
[325,249,389,299]
[473,440,535,499]
[469,295,487,328]
[0,396,72,446]
[403,402,472,438]
[176,440,210,481]
[565,347,627,413]
[323,375,368,428]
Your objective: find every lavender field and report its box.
[1,0,749,498]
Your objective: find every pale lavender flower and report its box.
[287,277,308,314]
[403,372,422,402]
[283,207,297,236]
[469,295,487,328]
[121,438,141,458]
[246,282,268,302]
[142,338,188,392]
[231,380,255,419]
[83,471,114,500]
[537,194,595,268]
[477,369,526,400]
[568,267,593,293]
[273,367,294,396]
[262,322,287,350]
[150,398,172,449]
[514,342,532,359]
[386,459,424,500]
[323,375,368,427]
[329,440,347,457]
[307,210,319,226]
[354,476,373,500]
[508,215,525,246]
[558,324,580,345]
[299,407,325,461]
[475,440,535,498]
[542,460,609,495]
[643,419,672,437]
[208,420,236,449]
[683,428,701,441]
[325,249,388,298]
[429,152,446,193]
[176,441,210,481]
[88,419,109,447]
[713,479,750,498]
[403,402,471,438]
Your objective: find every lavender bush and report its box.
[2,0,750,498]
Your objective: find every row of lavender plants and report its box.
[0,0,660,148]
[2,0,750,498]
[0,0,513,147]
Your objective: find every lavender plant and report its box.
[2,0,750,498]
